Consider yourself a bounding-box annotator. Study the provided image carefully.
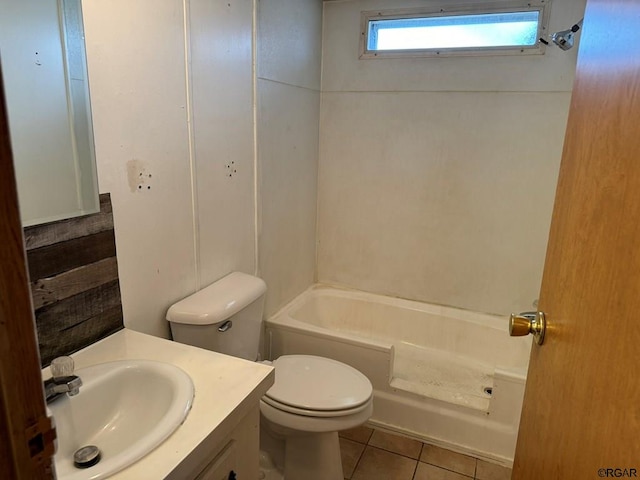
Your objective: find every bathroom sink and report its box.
[49,360,194,480]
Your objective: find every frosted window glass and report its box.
[368,12,540,51]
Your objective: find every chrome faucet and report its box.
[45,356,82,404]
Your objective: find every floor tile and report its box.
[339,425,374,444]
[414,462,473,480]
[420,444,476,477]
[340,437,365,479]
[351,446,417,480]
[368,429,423,459]
[475,460,512,480]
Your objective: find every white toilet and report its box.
[166,272,373,480]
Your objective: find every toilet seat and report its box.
[263,355,372,417]
[261,395,371,418]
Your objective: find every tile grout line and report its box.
[368,429,424,461]
[353,429,372,479]
[348,443,367,480]
[341,427,510,480]
[420,461,475,479]
[365,429,374,445]
[363,443,422,462]
[410,445,423,480]
[339,432,371,479]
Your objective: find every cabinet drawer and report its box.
[195,440,237,480]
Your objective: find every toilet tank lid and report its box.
[166,272,267,325]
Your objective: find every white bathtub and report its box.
[264,285,531,465]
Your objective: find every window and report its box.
[360,1,549,58]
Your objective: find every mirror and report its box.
[0,0,99,226]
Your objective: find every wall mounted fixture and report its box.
[540,19,583,50]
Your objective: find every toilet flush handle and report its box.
[218,320,233,333]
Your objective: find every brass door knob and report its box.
[509,311,546,345]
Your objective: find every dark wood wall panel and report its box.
[24,193,124,366]
[23,194,114,250]
[27,230,116,281]
[37,305,123,367]
[31,257,119,310]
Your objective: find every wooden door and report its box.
[512,1,640,478]
[0,64,56,477]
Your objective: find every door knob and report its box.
[509,311,546,345]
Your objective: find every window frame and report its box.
[359,0,551,59]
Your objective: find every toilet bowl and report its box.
[166,272,373,479]
[258,355,373,480]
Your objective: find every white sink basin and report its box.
[49,360,194,480]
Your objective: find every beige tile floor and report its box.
[340,426,512,480]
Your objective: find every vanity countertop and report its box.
[52,328,274,479]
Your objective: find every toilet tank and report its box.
[166,272,267,361]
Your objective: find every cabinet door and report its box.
[195,440,237,480]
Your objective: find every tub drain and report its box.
[483,387,493,397]
[74,445,101,469]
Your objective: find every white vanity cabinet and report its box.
[66,330,274,480]
[194,440,237,480]
[182,406,261,480]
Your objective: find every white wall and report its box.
[257,0,322,316]
[84,0,321,335]
[83,0,256,337]
[318,0,587,315]
[189,0,256,288]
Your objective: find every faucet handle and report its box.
[45,356,82,402]
[51,356,75,380]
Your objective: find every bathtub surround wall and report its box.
[317,0,587,316]
[24,194,124,366]
[257,0,322,317]
[82,0,320,336]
